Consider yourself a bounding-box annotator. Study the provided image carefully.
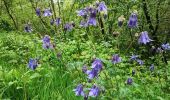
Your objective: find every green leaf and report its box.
[30,73,41,79]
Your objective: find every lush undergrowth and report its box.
[0,31,169,99]
[0,0,170,99]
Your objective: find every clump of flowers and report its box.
[86,59,103,79]
[73,84,101,99]
[76,1,107,27]
[73,58,103,99]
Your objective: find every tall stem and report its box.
[2,0,18,30]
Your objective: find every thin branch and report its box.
[142,0,154,33]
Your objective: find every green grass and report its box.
[0,31,170,99]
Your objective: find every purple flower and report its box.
[42,35,53,49]
[86,68,99,79]
[130,54,139,61]
[24,24,32,33]
[91,59,103,72]
[76,9,87,17]
[55,18,61,26]
[87,8,97,26]
[36,8,41,16]
[112,54,121,64]
[162,43,170,50]
[64,23,73,31]
[149,64,154,71]
[43,8,52,17]
[28,58,38,70]
[89,85,100,97]
[73,84,85,96]
[137,59,144,65]
[138,31,152,44]
[128,13,138,28]
[127,78,133,85]
[97,1,107,13]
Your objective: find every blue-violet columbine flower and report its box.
[76,9,87,17]
[86,68,99,79]
[127,78,133,85]
[91,59,103,72]
[28,58,38,70]
[87,8,97,26]
[36,8,41,16]
[55,18,61,26]
[64,23,74,31]
[73,84,85,96]
[130,54,139,61]
[128,13,138,28]
[162,43,170,50]
[112,54,121,64]
[138,31,152,44]
[89,85,100,97]
[97,1,107,14]
[42,35,53,49]
[43,8,52,17]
